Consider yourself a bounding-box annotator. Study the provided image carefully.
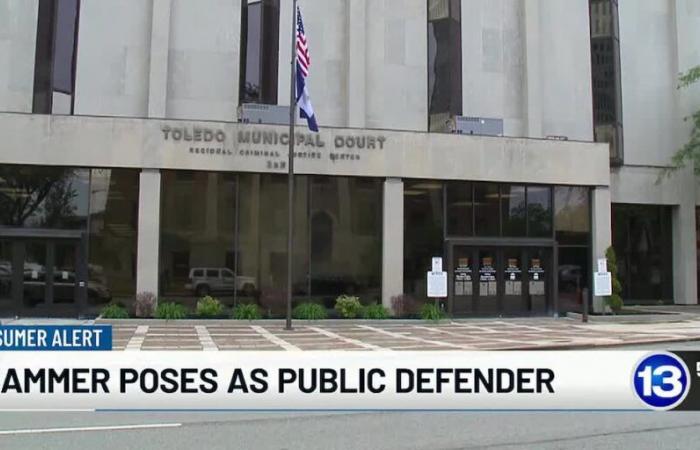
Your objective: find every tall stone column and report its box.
[136,169,162,296]
[672,188,697,304]
[382,178,404,310]
[148,0,172,118]
[346,0,367,128]
[591,186,611,313]
[524,0,543,138]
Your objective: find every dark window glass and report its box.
[206,269,218,278]
[427,0,462,131]
[589,0,623,163]
[501,185,526,237]
[193,269,203,277]
[446,182,472,236]
[310,212,332,264]
[474,183,499,236]
[88,169,139,305]
[612,204,673,303]
[308,176,382,308]
[244,174,309,315]
[239,0,280,104]
[0,165,140,315]
[554,186,591,245]
[404,180,444,302]
[557,247,589,314]
[0,240,12,314]
[527,186,552,238]
[33,0,80,114]
[351,178,382,235]
[159,171,236,301]
[0,165,89,229]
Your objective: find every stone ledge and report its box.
[566,309,694,324]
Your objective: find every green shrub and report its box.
[100,303,129,319]
[605,246,624,314]
[232,303,262,320]
[196,296,224,317]
[334,295,362,318]
[360,304,389,319]
[155,302,188,320]
[420,303,445,321]
[293,302,327,320]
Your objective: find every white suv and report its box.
[185,268,257,297]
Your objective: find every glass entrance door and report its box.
[526,248,551,314]
[53,242,79,304]
[452,246,475,315]
[1,239,83,315]
[476,248,499,315]
[449,244,552,316]
[22,241,49,309]
[502,247,526,315]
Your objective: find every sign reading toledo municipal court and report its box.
[161,124,387,171]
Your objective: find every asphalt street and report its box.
[0,340,698,450]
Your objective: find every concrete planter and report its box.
[566,309,689,324]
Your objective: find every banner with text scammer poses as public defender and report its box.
[1,351,699,411]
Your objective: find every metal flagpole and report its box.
[286,0,298,331]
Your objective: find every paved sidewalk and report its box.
[107,318,700,351]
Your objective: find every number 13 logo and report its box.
[633,353,690,410]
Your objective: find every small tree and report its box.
[662,66,700,176]
[605,246,624,314]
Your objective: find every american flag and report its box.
[295,6,318,132]
[296,8,310,77]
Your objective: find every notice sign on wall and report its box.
[594,272,612,296]
[427,271,447,298]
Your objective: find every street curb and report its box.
[514,336,700,351]
[96,318,459,326]
[566,311,695,324]
[95,317,576,326]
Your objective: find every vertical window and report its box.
[404,180,444,301]
[474,183,499,236]
[446,181,472,236]
[427,0,462,131]
[526,186,552,238]
[612,205,673,304]
[159,171,236,299]
[501,185,526,237]
[589,0,623,164]
[88,169,139,304]
[309,177,382,306]
[239,0,280,105]
[554,186,591,314]
[554,186,590,245]
[32,0,80,115]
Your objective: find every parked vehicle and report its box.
[21,267,111,304]
[185,268,257,297]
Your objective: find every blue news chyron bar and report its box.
[0,325,112,351]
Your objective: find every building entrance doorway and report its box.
[448,242,553,316]
[0,231,88,317]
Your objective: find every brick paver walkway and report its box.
[107,318,700,351]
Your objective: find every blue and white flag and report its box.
[295,6,318,132]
